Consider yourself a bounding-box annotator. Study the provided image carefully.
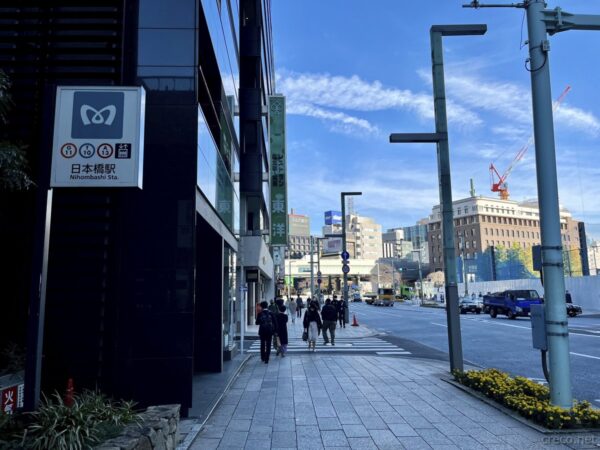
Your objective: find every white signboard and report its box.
[323,237,343,255]
[51,86,145,188]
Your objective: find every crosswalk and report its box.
[248,336,411,356]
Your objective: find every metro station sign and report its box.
[51,86,145,188]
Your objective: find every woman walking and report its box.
[275,305,289,357]
[287,297,297,323]
[303,300,322,352]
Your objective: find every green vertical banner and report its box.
[269,95,287,245]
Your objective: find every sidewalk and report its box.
[184,321,600,450]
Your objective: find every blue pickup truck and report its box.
[483,289,543,319]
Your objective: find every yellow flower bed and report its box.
[453,369,600,429]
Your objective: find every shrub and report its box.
[0,390,139,449]
[453,368,600,429]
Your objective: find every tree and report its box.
[0,70,34,191]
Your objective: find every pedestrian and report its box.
[331,296,338,311]
[303,301,322,351]
[256,300,278,364]
[288,297,297,323]
[275,305,289,357]
[296,295,304,318]
[337,298,347,328]
[269,299,278,314]
[320,299,337,346]
[566,290,573,304]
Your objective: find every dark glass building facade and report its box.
[0,0,275,416]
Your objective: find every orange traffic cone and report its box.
[351,314,359,327]
[65,378,74,407]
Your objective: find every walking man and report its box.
[296,295,304,318]
[256,300,278,364]
[337,297,347,328]
[320,299,337,346]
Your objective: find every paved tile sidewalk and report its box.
[189,354,600,449]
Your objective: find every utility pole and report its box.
[460,236,468,296]
[464,0,600,410]
[309,236,315,299]
[341,192,361,323]
[389,24,486,373]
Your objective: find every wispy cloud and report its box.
[277,70,482,136]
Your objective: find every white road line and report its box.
[376,351,411,355]
[248,348,404,353]
[570,352,600,360]
[431,323,447,328]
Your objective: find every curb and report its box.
[441,376,600,435]
[177,354,254,450]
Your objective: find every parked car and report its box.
[459,298,482,314]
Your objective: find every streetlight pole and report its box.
[309,236,315,299]
[389,24,487,374]
[341,192,362,323]
[465,0,600,410]
[413,250,424,303]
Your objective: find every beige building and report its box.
[427,196,582,272]
[347,214,383,260]
[382,228,414,258]
[589,241,600,275]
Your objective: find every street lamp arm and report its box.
[542,9,600,34]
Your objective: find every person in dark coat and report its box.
[275,305,289,357]
[320,299,338,345]
[256,300,278,363]
[303,301,322,351]
[337,298,347,328]
[296,295,304,318]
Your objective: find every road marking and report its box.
[570,352,600,360]
[431,323,447,328]
[376,351,411,355]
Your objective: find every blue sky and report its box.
[272,1,600,239]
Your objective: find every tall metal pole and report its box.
[431,29,464,372]
[417,251,424,302]
[526,0,572,408]
[341,194,347,308]
[310,236,315,299]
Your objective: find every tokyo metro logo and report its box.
[72,91,124,139]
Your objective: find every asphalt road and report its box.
[349,301,600,407]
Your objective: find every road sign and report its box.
[342,264,350,274]
[341,250,350,260]
[317,278,322,284]
[317,271,322,277]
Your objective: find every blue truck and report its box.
[483,289,543,319]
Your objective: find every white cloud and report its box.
[555,106,600,136]
[277,70,482,136]
[287,102,379,136]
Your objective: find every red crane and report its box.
[490,85,571,200]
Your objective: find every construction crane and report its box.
[489,85,571,200]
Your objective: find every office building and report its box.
[382,228,413,259]
[0,0,276,416]
[347,214,383,260]
[288,211,311,258]
[427,196,583,272]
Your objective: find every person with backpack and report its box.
[256,300,278,364]
[320,298,337,346]
[275,305,289,357]
[303,301,322,351]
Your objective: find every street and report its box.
[349,302,600,407]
